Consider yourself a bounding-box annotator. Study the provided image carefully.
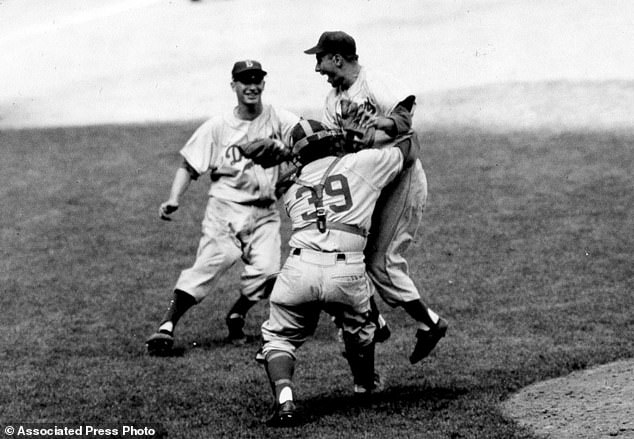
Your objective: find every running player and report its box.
[146,60,300,355]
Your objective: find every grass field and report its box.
[1,123,632,439]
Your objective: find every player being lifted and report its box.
[304,31,448,364]
[145,60,299,355]
[256,119,420,426]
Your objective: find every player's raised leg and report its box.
[365,157,448,363]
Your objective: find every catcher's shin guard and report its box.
[343,340,376,391]
[264,350,296,401]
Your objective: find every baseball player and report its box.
[145,60,300,355]
[258,119,419,426]
[304,31,448,364]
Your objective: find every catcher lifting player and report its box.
[243,32,448,367]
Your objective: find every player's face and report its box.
[314,53,344,88]
[232,77,265,106]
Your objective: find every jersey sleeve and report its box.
[354,147,403,190]
[179,119,219,175]
[387,95,416,136]
[321,92,338,130]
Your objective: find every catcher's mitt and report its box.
[340,99,376,152]
[239,138,293,168]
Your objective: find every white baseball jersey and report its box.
[285,148,404,253]
[322,66,414,147]
[180,104,299,203]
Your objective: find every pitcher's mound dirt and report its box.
[502,360,634,438]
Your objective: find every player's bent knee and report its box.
[265,350,295,363]
[261,341,297,359]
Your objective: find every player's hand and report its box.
[340,99,376,151]
[368,116,393,132]
[159,202,179,221]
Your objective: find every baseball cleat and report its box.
[265,400,297,427]
[409,317,448,364]
[146,329,174,356]
[226,315,247,346]
[353,372,384,397]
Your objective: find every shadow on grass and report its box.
[299,383,469,423]
[149,333,262,357]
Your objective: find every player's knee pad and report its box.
[344,341,376,387]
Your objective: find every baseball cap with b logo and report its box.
[231,60,267,82]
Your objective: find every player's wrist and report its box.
[375,117,395,132]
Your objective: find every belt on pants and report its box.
[292,247,345,261]
[290,248,365,265]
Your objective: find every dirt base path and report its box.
[502,359,634,438]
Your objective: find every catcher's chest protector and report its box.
[294,157,342,233]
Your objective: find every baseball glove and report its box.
[239,138,293,168]
[340,100,376,152]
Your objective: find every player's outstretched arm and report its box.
[159,166,193,220]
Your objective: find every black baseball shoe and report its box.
[146,329,174,356]
[409,317,449,364]
[353,372,385,398]
[265,400,297,427]
[225,314,247,345]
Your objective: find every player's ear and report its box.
[333,54,343,67]
[230,80,237,92]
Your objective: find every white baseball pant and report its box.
[364,157,428,306]
[175,197,281,302]
[261,248,376,358]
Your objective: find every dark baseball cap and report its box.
[231,60,267,81]
[304,31,356,56]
